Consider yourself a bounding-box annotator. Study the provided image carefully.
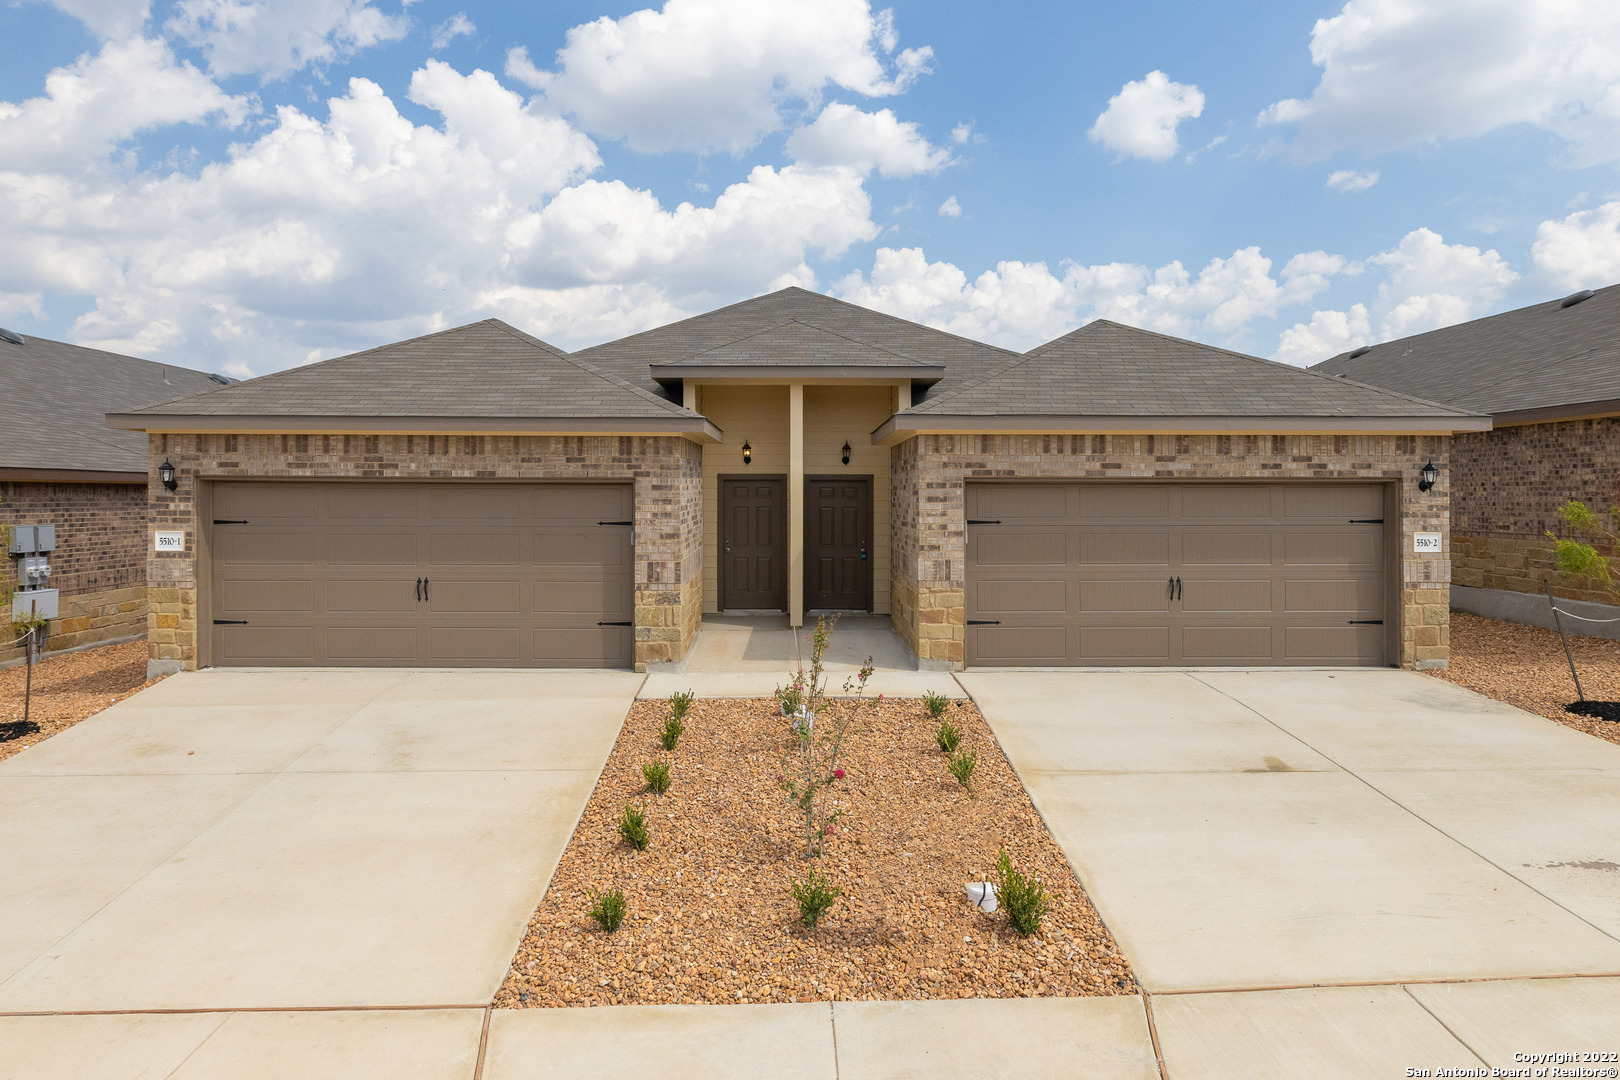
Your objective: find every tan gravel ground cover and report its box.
[0,640,163,763]
[498,696,1134,1009]
[1429,612,1620,748]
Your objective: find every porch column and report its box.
[682,380,697,411]
[896,379,910,410]
[789,382,804,627]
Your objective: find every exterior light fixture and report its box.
[158,459,178,491]
[841,441,851,465]
[1417,460,1439,492]
[742,441,752,465]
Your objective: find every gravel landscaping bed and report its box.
[498,696,1134,1009]
[0,640,163,763]
[1429,612,1620,748]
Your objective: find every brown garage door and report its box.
[965,482,1389,667]
[209,482,634,668]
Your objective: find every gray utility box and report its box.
[16,555,52,587]
[12,588,59,620]
[9,524,56,554]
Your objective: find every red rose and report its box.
[833,768,845,779]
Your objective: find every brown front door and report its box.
[720,476,786,611]
[209,481,635,667]
[964,482,1389,667]
[805,476,872,611]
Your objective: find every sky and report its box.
[2,0,1619,379]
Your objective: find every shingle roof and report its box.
[0,333,226,474]
[655,319,939,368]
[116,320,698,420]
[906,319,1478,418]
[1311,284,1620,416]
[574,287,1017,398]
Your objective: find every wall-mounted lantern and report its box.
[841,441,851,465]
[158,460,178,491]
[741,441,752,465]
[1417,460,1439,492]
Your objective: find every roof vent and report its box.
[0,327,24,345]
[1347,345,1371,358]
[209,373,230,385]
[1560,289,1595,308]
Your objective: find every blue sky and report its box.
[1,0,1618,377]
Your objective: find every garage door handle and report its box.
[1174,576,1182,601]
[966,620,1000,625]
[597,621,633,626]
[422,578,429,600]
[213,519,249,524]
[415,578,422,601]
[213,619,248,625]
[1349,519,1384,524]
[598,520,633,526]
[966,519,1001,525]
[1348,620,1384,625]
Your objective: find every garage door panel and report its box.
[977,532,1067,566]
[1182,625,1273,661]
[1182,579,1272,613]
[1080,485,1168,519]
[327,532,418,565]
[1180,532,1273,565]
[966,482,1388,668]
[210,482,633,668]
[214,532,318,564]
[216,580,315,613]
[976,579,1068,614]
[973,626,1069,664]
[1080,626,1170,661]
[1284,577,1382,614]
[1283,531,1381,566]
[216,626,314,663]
[325,580,415,613]
[1080,580,1169,612]
[1081,532,1168,565]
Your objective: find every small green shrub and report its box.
[669,689,696,719]
[586,886,627,932]
[618,802,650,850]
[642,759,671,795]
[995,849,1050,936]
[922,689,950,718]
[790,868,840,928]
[934,716,962,753]
[946,746,978,792]
[659,711,686,751]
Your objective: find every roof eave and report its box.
[0,466,148,484]
[870,413,1492,446]
[107,413,724,444]
[650,364,943,390]
[1488,397,1620,427]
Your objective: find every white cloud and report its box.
[951,122,972,144]
[1274,227,1517,364]
[165,0,410,79]
[1259,0,1620,165]
[784,102,949,177]
[1326,169,1378,192]
[505,0,933,154]
[1532,201,1620,289]
[1274,304,1369,365]
[430,12,475,51]
[1088,71,1204,162]
[45,0,152,39]
[937,196,960,217]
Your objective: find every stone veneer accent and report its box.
[890,432,1451,670]
[1451,418,1620,606]
[145,432,704,672]
[2,479,149,663]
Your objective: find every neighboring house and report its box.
[107,289,1485,677]
[1313,284,1620,638]
[0,328,227,664]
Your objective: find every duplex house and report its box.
[1314,284,1620,637]
[107,289,1485,676]
[1,329,225,663]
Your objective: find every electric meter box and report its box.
[11,588,59,620]
[8,524,55,554]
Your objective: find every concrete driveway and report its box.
[0,668,639,1013]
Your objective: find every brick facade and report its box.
[1451,419,1620,606]
[145,432,704,672]
[2,479,148,663]
[890,432,1451,670]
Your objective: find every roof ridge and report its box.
[903,321,1096,413]
[487,321,696,416]
[671,317,934,367]
[2,334,220,380]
